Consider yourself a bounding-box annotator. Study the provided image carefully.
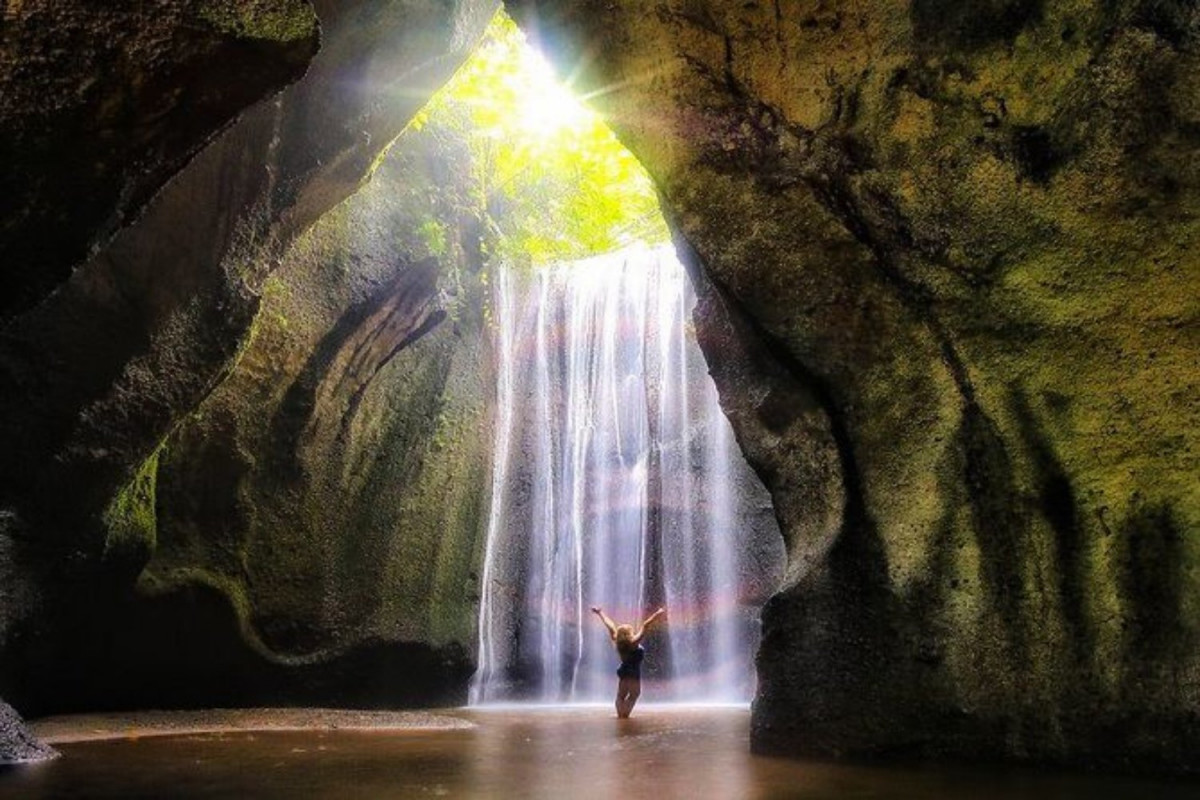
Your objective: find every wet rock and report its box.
[0,700,56,764]
[138,128,490,707]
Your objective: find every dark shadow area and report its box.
[1116,502,1189,665]
[6,578,471,718]
[959,403,1030,660]
[911,0,1044,50]
[1009,389,1091,664]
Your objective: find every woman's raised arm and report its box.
[591,606,619,639]
[632,607,666,644]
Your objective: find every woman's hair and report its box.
[614,624,636,656]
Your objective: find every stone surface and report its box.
[8,113,491,715]
[0,0,498,713]
[507,0,1200,773]
[143,127,488,710]
[0,699,56,764]
[0,0,320,321]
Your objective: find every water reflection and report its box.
[2,709,1194,800]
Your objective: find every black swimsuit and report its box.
[617,645,645,679]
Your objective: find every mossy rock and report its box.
[507,0,1200,773]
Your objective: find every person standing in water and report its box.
[590,605,667,718]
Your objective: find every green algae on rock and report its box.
[506,0,1200,773]
[121,110,491,706]
[101,448,161,583]
[0,0,498,715]
[198,0,319,42]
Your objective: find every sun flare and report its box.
[511,46,593,136]
[407,10,669,265]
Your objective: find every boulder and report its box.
[0,700,56,765]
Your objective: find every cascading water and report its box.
[472,243,781,705]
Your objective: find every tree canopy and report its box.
[408,12,670,267]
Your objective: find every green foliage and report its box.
[410,11,669,266]
[417,219,450,257]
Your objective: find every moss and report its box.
[101,448,161,575]
[197,0,318,43]
[407,347,489,646]
[141,102,494,672]
[365,135,406,180]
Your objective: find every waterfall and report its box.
[472,244,778,705]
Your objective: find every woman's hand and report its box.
[592,607,618,637]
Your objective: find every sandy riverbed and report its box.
[30,708,473,744]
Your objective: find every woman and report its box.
[590,605,666,718]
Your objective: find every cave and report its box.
[1,0,1198,795]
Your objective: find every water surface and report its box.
[2,708,1194,799]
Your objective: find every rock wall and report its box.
[0,0,320,319]
[508,0,1200,772]
[0,0,498,712]
[40,126,489,713]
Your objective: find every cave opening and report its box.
[2,0,1199,792]
[399,10,786,706]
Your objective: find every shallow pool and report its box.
[1,707,1195,799]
